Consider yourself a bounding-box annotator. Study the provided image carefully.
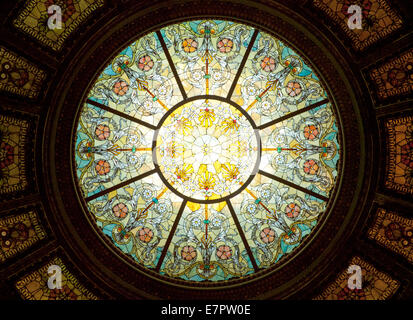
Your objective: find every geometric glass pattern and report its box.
[368,208,413,264]
[0,46,45,99]
[0,114,29,195]
[74,20,341,282]
[370,49,413,101]
[0,211,46,263]
[385,115,413,195]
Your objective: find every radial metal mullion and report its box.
[155,199,187,272]
[258,170,329,201]
[258,98,329,130]
[85,169,157,202]
[226,199,259,272]
[86,99,157,130]
[156,31,188,100]
[226,29,259,100]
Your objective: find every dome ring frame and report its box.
[151,95,262,204]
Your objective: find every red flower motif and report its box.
[112,81,129,96]
[286,81,302,97]
[217,38,233,53]
[138,55,154,72]
[112,203,128,218]
[216,245,232,260]
[303,159,319,175]
[95,160,110,175]
[261,57,276,72]
[362,0,372,18]
[14,223,29,241]
[94,124,110,140]
[285,203,301,218]
[138,227,153,243]
[304,125,319,140]
[260,227,276,243]
[181,245,197,261]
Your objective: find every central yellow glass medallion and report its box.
[155,99,259,201]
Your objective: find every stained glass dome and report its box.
[74,20,340,282]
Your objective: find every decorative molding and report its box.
[384,115,413,195]
[15,256,98,300]
[12,0,105,51]
[0,113,29,195]
[312,0,403,51]
[0,210,46,263]
[369,48,413,101]
[0,108,37,201]
[0,46,46,99]
[368,208,412,263]
[314,256,400,300]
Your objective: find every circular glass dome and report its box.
[74,20,340,282]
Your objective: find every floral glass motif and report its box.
[75,20,341,282]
